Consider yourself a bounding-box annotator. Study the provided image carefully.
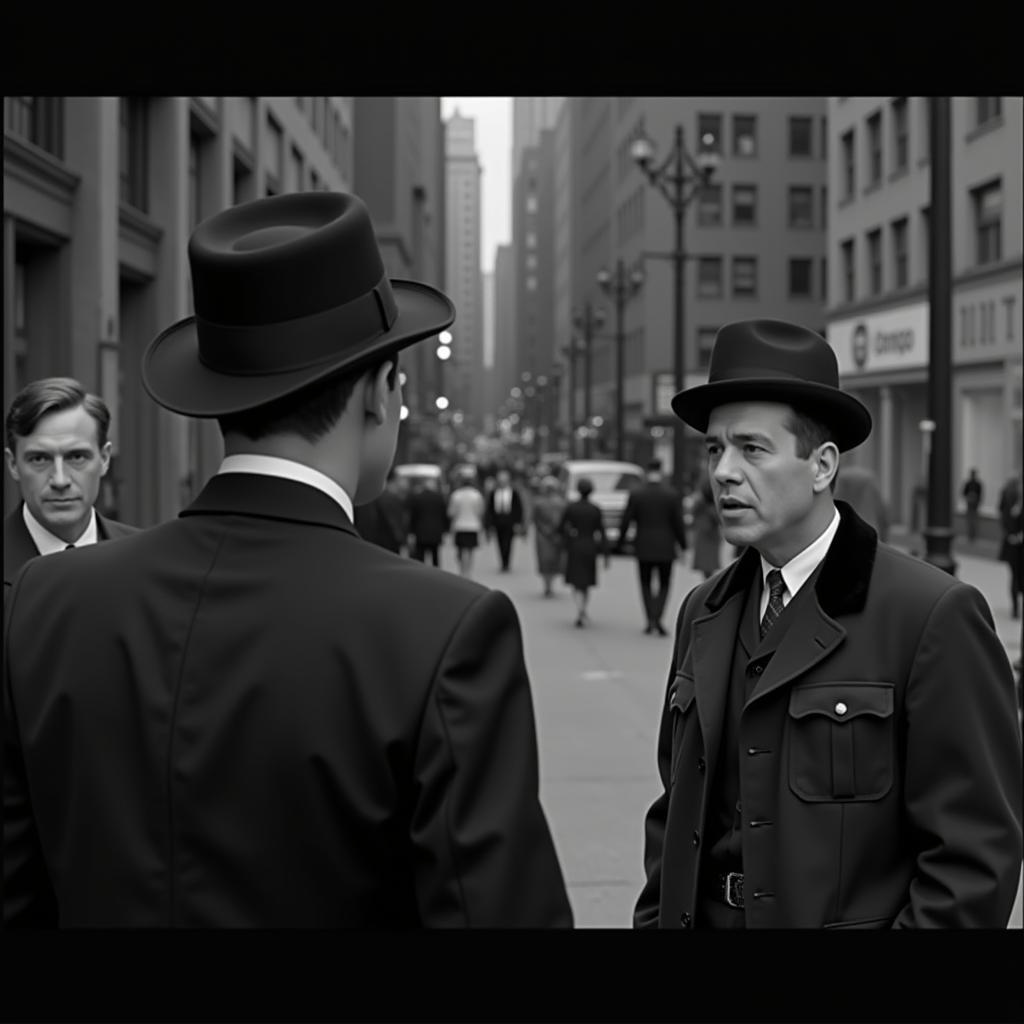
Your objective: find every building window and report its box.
[526,194,538,214]
[841,129,855,199]
[697,183,722,226]
[789,258,813,298]
[733,115,757,157]
[188,137,201,230]
[789,116,813,157]
[291,145,304,191]
[920,97,933,163]
[841,238,855,303]
[310,168,320,191]
[820,257,828,303]
[821,117,827,162]
[891,217,909,288]
[866,111,882,188]
[265,113,283,185]
[891,98,908,173]
[788,186,814,228]
[526,231,537,249]
[233,150,253,206]
[732,184,757,226]
[973,179,1002,265]
[697,257,723,298]
[920,206,930,276]
[120,97,148,213]
[867,228,883,295]
[697,327,718,370]
[976,97,1002,125]
[526,276,537,291]
[697,113,722,155]
[6,96,64,158]
[821,185,828,229]
[732,256,757,297]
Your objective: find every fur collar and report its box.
[704,500,877,618]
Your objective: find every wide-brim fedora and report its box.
[671,318,872,452]
[142,191,455,417]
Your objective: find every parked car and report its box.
[393,463,445,497]
[559,459,645,545]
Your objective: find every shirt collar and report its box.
[760,505,841,601]
[216,454,354,522]
[23,502,99,555]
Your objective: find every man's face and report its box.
[705,402,823,560]
[496,471,511,488]
[354,365,403,505]
[5,404,111,542]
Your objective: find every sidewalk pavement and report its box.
[455,527,1021,928]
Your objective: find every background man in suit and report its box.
[4,377,137,599]
[616,458,688,636]
[485,468,524,572]
[4,191,572,928]
[635,318,1021,929]
[406,476,449,567]
[353,467,408,553]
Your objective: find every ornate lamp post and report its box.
[572,303,606,459]
[597,259,645,461]
[631,125,719,492]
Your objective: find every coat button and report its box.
[692,831,700,847]
[835,701,848,715]
[680,912,692,928]
[753,664,764,675]
[697,757,706,773]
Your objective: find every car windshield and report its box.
[578,470,643,492]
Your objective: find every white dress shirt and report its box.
[758,506,841,619]
[495,487,513,515]
[217,454,355,522]
[23,502,99,555]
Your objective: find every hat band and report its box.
[196,276,399,376]
[709,365,838,387]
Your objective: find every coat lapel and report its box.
[3,505,41,585]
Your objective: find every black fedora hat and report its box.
[671,318,872,452]
[142,191,455,417]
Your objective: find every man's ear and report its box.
[812,442,840,494]
[363,361,395,426]
[4,446,20,482]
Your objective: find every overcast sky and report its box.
[441,97,511,276]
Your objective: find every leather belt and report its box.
[706,871,744,909]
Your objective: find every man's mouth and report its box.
[719,497,750,511]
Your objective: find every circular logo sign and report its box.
[852,323,869,370]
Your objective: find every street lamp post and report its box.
[549,362,563,454]
[597,259,645,461]
[561,337,583,458]
[572,303,606,459]
[632,125,719,493]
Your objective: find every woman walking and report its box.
[690,476,722,580]
[532,475,567,597]
[447,468,486,578]
[558,477,609,628]
[998,474,1022,619]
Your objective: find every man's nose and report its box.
[50,458,70,488]
[713,447,743,482]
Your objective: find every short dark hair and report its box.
[785,406,840,492]
[217,354,399,443]
[577,477,594,497]
[5,377,111,453]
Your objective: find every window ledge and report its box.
[888,166,910,184]
[965,115,1005,143]
[862,181,884,198]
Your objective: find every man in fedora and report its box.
[4,191,573,928]
[634,318,1021,928]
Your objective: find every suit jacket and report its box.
[406,488,449,546]
[617,481,687,562]
[3,473,573,928]
[635,501,1022,928]
[4,504,138,596]
[352,489,408,552]
[484,486,524,534]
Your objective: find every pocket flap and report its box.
[669,673,696,714]
[788,682,893,723]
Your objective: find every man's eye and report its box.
[27,455,48,465]
[67,454,89,464]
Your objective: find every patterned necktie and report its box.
[759,569,786,641]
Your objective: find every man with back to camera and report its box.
[3,191,573,928]
[4,377,137,602]
[634,318,1022,928]
[615,458,688,637]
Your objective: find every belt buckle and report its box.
[724,871,744,909]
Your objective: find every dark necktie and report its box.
[759,569,786,641]
[64,544,75,550]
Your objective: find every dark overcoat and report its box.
[617,481,687,562]
[635,501,1022,928]
[559,498,606,590]
[406,487,450,547]
[4,473,572,927]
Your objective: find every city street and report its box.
[439,527,1024,929]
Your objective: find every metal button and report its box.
[697,758,706,773]
[692,831,700,847]
[680,912,692,928]
[835,701,848,716]
[754,664,764,675]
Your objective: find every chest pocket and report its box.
[668,673,697,783]
[787,682,895,802]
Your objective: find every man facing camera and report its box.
[4,192,572,928]
[4,377,137,598]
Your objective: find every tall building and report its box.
[443,110,484,433]
[825,97,1022,537]
[493,243,517,421]
[512,98,564,182]
[4,96,353,526]
[352,96,446,461]
[564,97,829,476]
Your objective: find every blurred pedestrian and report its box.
[532,475,567,597]
[4,377,138,606]
[448,467,487,578]
[406,477,449,567]
[559,477,609,628]
[961,468,984,543]
[4,191,572,928]
[616,458,688,636]
[353,468,408,554]
[485,468,525,572]
[690,475,722,581]
[635,317,1021,929]
[832,464,889,543]
[998,474,1022,619]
